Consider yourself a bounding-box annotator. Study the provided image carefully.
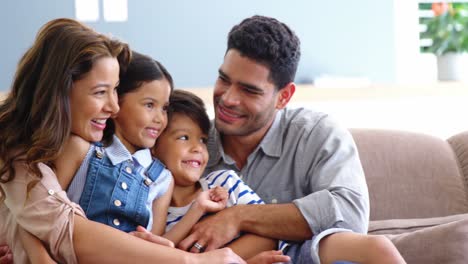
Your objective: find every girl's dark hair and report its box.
[102,51,174,144]
[168,90,210,135]
[0,18,131,186]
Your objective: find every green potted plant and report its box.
[420,2,468,81]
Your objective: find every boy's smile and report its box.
[153,113,209,186]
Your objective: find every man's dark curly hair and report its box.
[227,15,301,90]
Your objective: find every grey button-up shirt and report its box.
[205,107,369,237]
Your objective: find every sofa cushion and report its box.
[383,218,468,264]
[368,213,468,235]
[351,129,468,221]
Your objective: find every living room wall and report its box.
[0,0,397,92]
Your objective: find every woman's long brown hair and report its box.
[0,18,131,194]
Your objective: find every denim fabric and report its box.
[79,146,164,232]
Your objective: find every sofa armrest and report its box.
[448,131,468,195]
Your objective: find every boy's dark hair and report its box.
[227,15,301,90]
[103,51,174,144]
[168,90,210,135]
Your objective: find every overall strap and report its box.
[143,159,165,185]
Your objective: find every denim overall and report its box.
[79,146,164,233]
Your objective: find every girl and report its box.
[61,51,174,235]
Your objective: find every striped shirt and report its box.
[166,170,288,251]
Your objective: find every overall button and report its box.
[113,219,120,226]
[125,167,132,174]
[95,150,103,159]
[271,198,278,204]
[144,178,152,186]
[121,182,128,190]
[114,200,122,207]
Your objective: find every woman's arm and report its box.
[151,180,174,236]
[73,215,245,263]
[18,227,57,264]
[3,152,245,264]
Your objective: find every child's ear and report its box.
[276,82,295,109]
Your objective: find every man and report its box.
[177,15,370,263]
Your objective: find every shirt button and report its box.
[121,182,128,190]
[271,198,278,204]
[113,219,120,226]
[125,167,132,174]
[47,189,55,195]
[114,200,122,207]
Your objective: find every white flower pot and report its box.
[437,53,468,81]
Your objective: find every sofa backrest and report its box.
[351,129,468,221]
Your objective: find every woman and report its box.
[0,18,244,264]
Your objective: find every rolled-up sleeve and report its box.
[293,119,369,236]
[2,162,86,264]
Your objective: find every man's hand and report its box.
[0,245,12,264]
[129,226,174,248]
[246,250,291,264]
[178,207,240,253]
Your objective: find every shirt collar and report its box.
[258,109,283,157]
[106,135,152,168]
[133,148,153,169]
[206,110,284,168]
[207,126,233,168]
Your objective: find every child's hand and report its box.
[129,226,175,248]
[209,186,229,202]
[246,250,291,264]
[194,186,228,213]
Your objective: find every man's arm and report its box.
[178,203,311,252]
[180,116,369,251]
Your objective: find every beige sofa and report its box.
[352,129,468,263]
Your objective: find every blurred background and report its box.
[0,0,432,90]
[2,0,468,138]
